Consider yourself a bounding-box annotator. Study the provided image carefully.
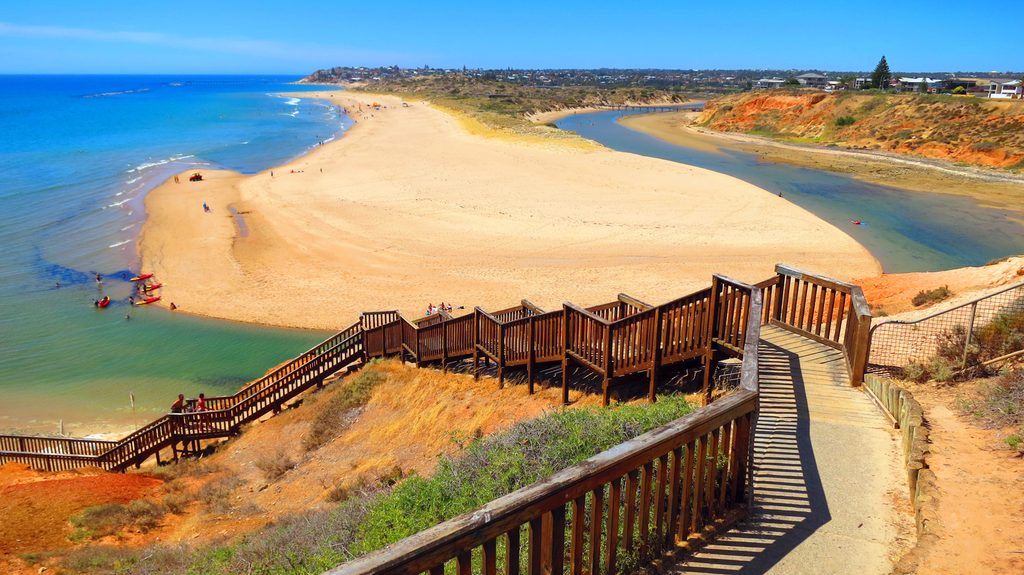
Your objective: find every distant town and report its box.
[306,65,1024,99]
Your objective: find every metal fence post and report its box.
[961,302,978,371]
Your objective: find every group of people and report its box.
[170,393,210,430]
[425,302,454,316]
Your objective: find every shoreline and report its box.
[618,111,1024,218]
[140,91,879,330]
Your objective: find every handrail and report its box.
[325,388,759,575]
[563,301,612,325]
[617,292,654,311]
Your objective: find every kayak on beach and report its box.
[134,296,161,306]
[139,283,163,292]
[129,273,154,282]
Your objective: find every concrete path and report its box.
[675,325,906,575]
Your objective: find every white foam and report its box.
[126,176,142,184]
[283,97,301,106]
[108,198,131,207]
[120,224,137,231]
[109,240,131,248]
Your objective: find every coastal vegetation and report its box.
[347,75,692,141]
[57,379,695,575]
[697,90,1024,170]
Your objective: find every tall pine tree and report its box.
[871,56,891,90]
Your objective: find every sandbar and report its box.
[140,91,879,329]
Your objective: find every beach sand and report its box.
[140,91,879,330]
[619,111,1024,218]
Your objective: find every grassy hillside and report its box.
[697,90,1024,170]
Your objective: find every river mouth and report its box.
[556,109,1024,274]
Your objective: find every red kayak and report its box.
[139,283,163,292]
[134,296,161,306]
[130,273,154,282]
[851,219,862,225]
[96,297,111,309]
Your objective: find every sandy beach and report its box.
[140,91,879,330]
[619,111,1024,218]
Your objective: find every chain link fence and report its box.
[868,281,1024,378]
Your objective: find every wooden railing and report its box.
[759,264,871,384]
[323,290,763,575]
[1,323,365,472]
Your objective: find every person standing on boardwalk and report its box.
[170,393,185,414]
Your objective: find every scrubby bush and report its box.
[303,369,388,452]
[834,115,856,127]
[912,285,951,307]
[958,369,1024,451]
[254,449,297,482]
[197,475,244,514]
[69,500,166,541]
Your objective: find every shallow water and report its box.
[0,76,348,434]
[556,109,1024,273]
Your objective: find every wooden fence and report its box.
[323,290,763,575]
[757,264,872,384]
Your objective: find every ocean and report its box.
[0,75,348,435]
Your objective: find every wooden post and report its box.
[562,306,571,405]
[441,321,448,374]
[473,309,480,380]
[527,316,536,393]
[702,277,721,404]
[602,324,613,406]
[649,306,663,403]
[497,323,505,388]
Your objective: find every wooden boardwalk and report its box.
[673,325,902,575]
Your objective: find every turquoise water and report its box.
[557,109,1024,273]
[0,76,347,434]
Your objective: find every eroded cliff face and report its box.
[698,91,1024,169]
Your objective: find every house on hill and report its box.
[987,79,1022,99]
[795,73,827,88]
[755,78,786,89]
[896,77,942,92]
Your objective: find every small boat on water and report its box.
[95,296,111,309]
[134,296,161,306]
[130,273,154,282]
[851,219,863,225]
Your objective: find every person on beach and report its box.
[170,393,185,414]
[203,202,210,212]
[174,175,179,184]
[170,302,177,310]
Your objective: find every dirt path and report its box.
[914,388,1024,574]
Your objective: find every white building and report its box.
[896,77,942,92]
[988,79,1022,99]
[755,78,786,89]
[795,73,827,88]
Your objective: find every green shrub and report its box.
[162,491,191,514]
[970,141,999,152]
[834,115,856,127]
[303,369,388,452]
[912,285,951,307]
[353,395,694,555]
[903,361,931,383]
[894,129,914,140]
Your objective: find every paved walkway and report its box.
[675,325,905,575]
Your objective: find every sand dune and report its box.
[140,91,879,329]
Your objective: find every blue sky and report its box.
[1,1,1020,74]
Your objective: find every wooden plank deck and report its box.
[674,325,905,575]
